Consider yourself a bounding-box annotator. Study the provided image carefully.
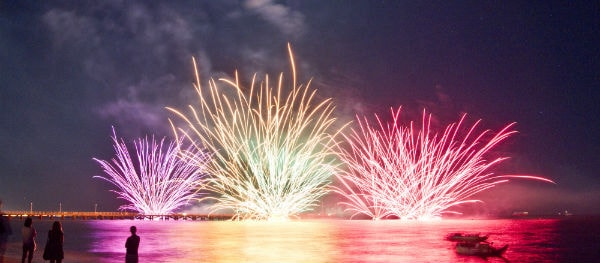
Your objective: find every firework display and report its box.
[334,108,553,220]
[168,45,346,220]
[94,128,209,215]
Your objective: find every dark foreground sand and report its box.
[2,240,104,263]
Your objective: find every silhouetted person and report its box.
[21,217,36,263]
[0,199,13,263]
[125,226,139,263]
[43,221,64,263]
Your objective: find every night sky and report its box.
[1,1,598,215]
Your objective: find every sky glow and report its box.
[2,2,596,214]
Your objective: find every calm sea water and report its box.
[2,216,599,262]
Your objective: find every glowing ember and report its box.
[334,107,554,220]
[94,128,209,215]
[168,45,346,220]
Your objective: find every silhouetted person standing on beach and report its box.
[0,199,13,263]
[43,221,64,263]
[21,217,36,263]
[125,226,139,263]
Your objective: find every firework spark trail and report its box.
[94,128,209,215]
[335,107,554,220]
[168,44,347,220]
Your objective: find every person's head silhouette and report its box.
[130,226,136,235]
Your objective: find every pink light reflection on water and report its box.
[87,220,339,263]
[58,217,597,263]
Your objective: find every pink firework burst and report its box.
[94,128,209,215]
[335,107,553,220]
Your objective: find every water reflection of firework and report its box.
[168,45,346,220]
[335,107,553,220]
[94,128,209,215]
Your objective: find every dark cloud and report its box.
[33,0,311,138]
[244,0,306,37]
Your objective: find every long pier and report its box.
[1,210,232,221]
